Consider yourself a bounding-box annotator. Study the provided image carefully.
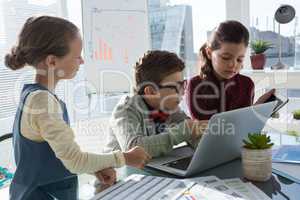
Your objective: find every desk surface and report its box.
[117,159,300,200]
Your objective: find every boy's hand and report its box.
[95,167,116,186]
[186,119,208,140]
[123,146,152,169]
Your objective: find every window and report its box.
[68,0,227,122]
[2,1,298,145]
[150,0,226,77]
[0,0,65,135]
[250,0,299,69]
[249,0,300,144]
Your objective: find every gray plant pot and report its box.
[241,147,272,182]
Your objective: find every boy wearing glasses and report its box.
[104,50,208,158]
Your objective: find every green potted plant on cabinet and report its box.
[292,109,300,120]
[250,40,273,69]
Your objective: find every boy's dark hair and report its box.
[199,20,249,77]
[134,50,185,94]
[5,16,79,70]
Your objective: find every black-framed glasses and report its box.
[158,80,187,94]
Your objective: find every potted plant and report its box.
[292,109,300,120]
[271,111,280,119]
[250,40,273,69]
[241,133,274,181]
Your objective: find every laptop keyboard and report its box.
[163,156,192,170]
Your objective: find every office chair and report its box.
[0,133,12,142]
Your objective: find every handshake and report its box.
[95,146,151,189]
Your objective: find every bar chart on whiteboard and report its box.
[81,0,150,93]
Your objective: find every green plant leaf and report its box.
[243,133,273,149]
[293,109,300,120]
[250,40,273,54]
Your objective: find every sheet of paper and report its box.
[91,174,194,200]
[185,176,244,198]
[91,174,271,200]
[224,178,271,200]
[246,182,272,200]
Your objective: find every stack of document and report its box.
[91,174,271,200]
[272,145,300,163]
[272,145,300,183]
[187,176,271,200]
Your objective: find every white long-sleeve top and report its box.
[20,90,125,174]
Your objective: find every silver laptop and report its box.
[147,101,276,177]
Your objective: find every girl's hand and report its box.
[255,89,276,105]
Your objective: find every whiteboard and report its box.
[81,0,150,94]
